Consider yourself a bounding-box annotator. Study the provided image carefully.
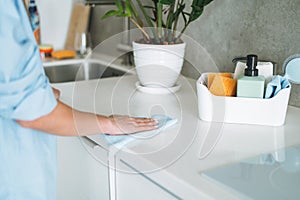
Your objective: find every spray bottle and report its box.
[28,0,41,44]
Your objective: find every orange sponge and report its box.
[52,50,76,59]
[209,75,237,96]
[207,73,232,89]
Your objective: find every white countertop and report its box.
[53,75,300,199]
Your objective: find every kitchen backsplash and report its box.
[183,0,300,107]
[37,0,300,107]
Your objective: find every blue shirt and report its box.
[0,0,58,199]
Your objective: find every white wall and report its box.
[34,1,125,56]
[36,0,74,49]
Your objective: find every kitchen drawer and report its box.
[57,137,110,200]
[115,159,181,200]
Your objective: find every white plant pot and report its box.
[132,41,186,88]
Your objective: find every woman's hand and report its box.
[105,115,158,135]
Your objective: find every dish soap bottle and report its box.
[237,54,265,98]
[28,0,41,44]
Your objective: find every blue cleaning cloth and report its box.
[265,75,291,99]
[103,114,177,148]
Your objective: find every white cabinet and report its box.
[57,137,110,200]
[115,160,181,200]
[56,136,178,200]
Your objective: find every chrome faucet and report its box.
[84,0,134,66]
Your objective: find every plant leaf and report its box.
[188,0,213,23]
[153,0,159,4]
[159,0,175,6]
[101,10,122,19]
[143,5,155,9]
[189,6,203,22]
[101,0,125,19]
[115,0,123,10]
[202,0,214,6]
[125,0,133,17]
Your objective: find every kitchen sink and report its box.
[44,61,126,83]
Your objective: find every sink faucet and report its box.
[118,5,134,66]
[85,0,134,66]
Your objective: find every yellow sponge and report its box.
[209,75,237,96]
[207,73,232,89]
[52,50,76,59]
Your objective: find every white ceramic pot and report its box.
[132,41,186,88]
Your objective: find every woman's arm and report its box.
[17,101,158,136]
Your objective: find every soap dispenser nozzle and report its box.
[245,54,258,76]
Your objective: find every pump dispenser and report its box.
[245,54,258,76]
[237,54,265,98]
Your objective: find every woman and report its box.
[0,0,157,199]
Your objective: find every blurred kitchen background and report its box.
[36,0,300,107]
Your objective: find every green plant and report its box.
[102,0,213,44]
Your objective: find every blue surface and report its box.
[0,0,57,199]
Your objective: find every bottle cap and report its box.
[39,44,53,53]
[245,54,258,76]
[39,44,53,59]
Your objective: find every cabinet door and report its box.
[115,160,181,200]
[57,137,110,200]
